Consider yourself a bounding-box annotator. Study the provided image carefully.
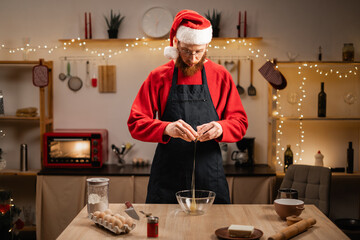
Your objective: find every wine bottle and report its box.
[347,142,354,173]
[284,145,293,172]
[318,82,326,117]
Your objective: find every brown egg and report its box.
[104,214,112,222]
[93,211,101,217]
[104,209,113,215]
[125,217,134,227]
[114,214,126,224]
[114,219,123,229]
[98,212,106,219]
[109,216,117,225]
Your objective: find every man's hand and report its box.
[164,119,198,142]
[197,121,223,142]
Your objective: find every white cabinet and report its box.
[268,61,360,172]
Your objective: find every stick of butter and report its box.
[228,224,254,237]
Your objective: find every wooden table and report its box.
[57,204,348,240]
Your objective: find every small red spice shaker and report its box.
[147,216,159,237]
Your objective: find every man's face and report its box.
[176,42,207,76]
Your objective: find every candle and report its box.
[244,11,247,38]
[89,12,92,39]
[238,11,241,37]
[85,12,88,39]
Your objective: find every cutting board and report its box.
[98,65,116,93]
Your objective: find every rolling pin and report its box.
[268,218,316,240]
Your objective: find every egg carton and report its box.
[89,214,136,234]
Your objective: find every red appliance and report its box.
[43,129,108,168]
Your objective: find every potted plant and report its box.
[205,9,221,37]
[104,10,125,39]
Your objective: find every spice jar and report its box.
[86,178,109,217]
[147,216,159,238]
[343,43,354,62]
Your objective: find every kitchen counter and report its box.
[36,164,276,240]
[38,163,276,176]
[57,203,349,240]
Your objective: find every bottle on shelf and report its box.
[347,142,354,173]
[318,82,327,117]
[314,150,324,166]
[342,43,354,62]
[284,145,293,173]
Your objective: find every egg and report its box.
[104,209,113,215]
[125,217,134,227]
[114,214,126,224]
[114,219,123,229]
[93,211,101,217]
[98,212,106,219]
[104,214,112,222]
[109,216,117,225]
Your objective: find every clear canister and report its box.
[86,178,109,216]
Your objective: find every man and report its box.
[128,10,247,204]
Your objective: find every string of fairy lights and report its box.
[0,37,267,59]
[1,37,358,171]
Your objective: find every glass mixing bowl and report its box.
[175,190,215,216]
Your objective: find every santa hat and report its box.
[164,10,212,59]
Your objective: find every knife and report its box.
[125,201,140,220]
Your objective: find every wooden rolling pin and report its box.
[268,218,316,240]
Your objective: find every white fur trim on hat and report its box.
[164,46,179,59]
[176,25,212,45]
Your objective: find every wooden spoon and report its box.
[237,60,245,95]
[247,59,256,96]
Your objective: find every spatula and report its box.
[237,59,245,95]
[247,59,256,96]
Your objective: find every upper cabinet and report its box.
[268,61,360,172]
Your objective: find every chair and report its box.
[280,164,331,216]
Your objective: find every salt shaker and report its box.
[86,178,109,216]
[314,150,324,166]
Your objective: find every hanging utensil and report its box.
[58,58,67,81]
[237,59,245,95]
[85,60,91,87]
[247,59,256,96]
[224,60,236,72]
[67,61,83,92]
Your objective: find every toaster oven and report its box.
[43,129,108,168]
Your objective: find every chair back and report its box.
[280,164,331,216]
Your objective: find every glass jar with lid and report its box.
[86,178,109,216]
[343,43,354,62]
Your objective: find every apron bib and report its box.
[146,66,230,204]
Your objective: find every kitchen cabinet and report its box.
[267,61,360,172]
[0,59,54,169]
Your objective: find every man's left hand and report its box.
[196,121,223,142]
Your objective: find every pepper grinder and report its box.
[20,143,28,171]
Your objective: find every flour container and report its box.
[86,178,109,216]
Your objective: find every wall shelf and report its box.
[59,37,263,44]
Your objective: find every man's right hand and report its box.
[164,119,198,142]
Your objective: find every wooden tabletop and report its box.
[57,204,348,240]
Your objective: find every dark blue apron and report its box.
[146,66,230,204]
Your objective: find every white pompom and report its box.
[164,46,179,59]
